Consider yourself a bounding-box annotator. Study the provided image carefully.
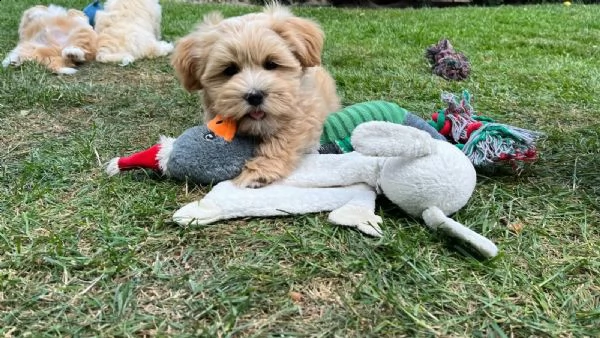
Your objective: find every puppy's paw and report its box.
[233,169,274,188]
[157,41,174,56]
[57,67,78,75]
[120,55,135,66]
[62,47,85,62]
[2,52,21,68]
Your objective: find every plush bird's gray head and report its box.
[165,125,258,185]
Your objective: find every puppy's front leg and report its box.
[233,134,300,188]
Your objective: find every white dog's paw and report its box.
[157,41,174,56]
[62,47,86,62]
[2,52,21,68]
[57,67,78,75]
[328,205,383,237]
[172,199,224,226]
[120,55,135,66]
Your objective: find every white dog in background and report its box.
[94,0,174,66]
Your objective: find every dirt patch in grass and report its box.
[0,108,92,162]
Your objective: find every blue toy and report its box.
[83,0,103,28]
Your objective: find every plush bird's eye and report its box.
[263,60,278,70]
[204,132,215,140]
[223,64,239,76]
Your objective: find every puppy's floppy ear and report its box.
[171,12,223,91]
[270,14,324,67]
[171,36,204,91]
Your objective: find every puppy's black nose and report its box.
[245,91,264,106]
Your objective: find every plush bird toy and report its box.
[428,90,544,171]
[106,125,257,186]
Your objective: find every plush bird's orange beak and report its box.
[207,115,237,142]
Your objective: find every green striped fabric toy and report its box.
[319,101,446,154]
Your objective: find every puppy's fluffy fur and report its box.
[2,5,97,75]
[95,0,174,66]
[171,5,340,187]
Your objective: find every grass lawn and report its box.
[1,0,599,336]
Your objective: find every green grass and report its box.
[1,0,599,336]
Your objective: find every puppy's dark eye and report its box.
[263,60,278,70]
[204,132,215,140]
[223,64,239,77]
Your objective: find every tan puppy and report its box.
[2,5,97,75]
[171,4,340,188]
[95,0,174,66]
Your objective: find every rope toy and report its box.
[428,90,544,171]
[425,39,470,81]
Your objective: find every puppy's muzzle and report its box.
[244,90,267,120]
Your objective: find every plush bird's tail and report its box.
[105,136,175,176]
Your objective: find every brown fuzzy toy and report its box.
[425,39,470,81]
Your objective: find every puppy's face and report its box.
[172,6,324,137]
[202,24,306,137]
